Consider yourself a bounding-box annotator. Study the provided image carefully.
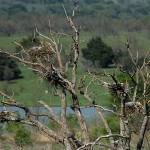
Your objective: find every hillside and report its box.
[0,0,150,35]
[0,0,150,17]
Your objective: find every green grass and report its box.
[102,30,150,56]
[0,34,28,53]
[0,30,150,106]
[0,61,117,107]
[0,33,95,106]
[0,32,93,53]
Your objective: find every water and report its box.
[0,106,108,125]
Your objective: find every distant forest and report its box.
[0,0,150,35]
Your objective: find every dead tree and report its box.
[0,5,150,150]
[0,5,90,150]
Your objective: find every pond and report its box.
[0,106,109,125]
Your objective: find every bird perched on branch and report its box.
[125,102,143,115]
[102,81,125,93]
[102,81,131,97]
[107,83,125,91]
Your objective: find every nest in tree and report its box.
[107,83,125,91]
[0,111,20,123]
[102,82,125,93]
[43,69,66,87]
[26,46,56,62]
[125,102,143,115]
[102,82,131,97]
[25,45,67,88]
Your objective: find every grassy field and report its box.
[0,34,28,53]
[0,61,117,106]
[0,32,93,53]
[0,32,102,107]
[102,30,150,56]
[1,30,150,54]
[0,30,150,106]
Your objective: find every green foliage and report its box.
[15,34,40,52]
[41,0,64,4]
[1,0,150,18]
[82,37,115,68]
[6,122,33,147]
[0,125,6,141]
[6,122,24,133]
[48,113,79,134]
[1,144,11,150]
[83,0,100,4]
[1,0,150,36]
[48,121,60,131]
[89,115,119,141]
[89,127,107,141]
[0,53,21,81]
[66,113,79,134]
[15,129,33,147]
[106,115,120,134]
[108,73,132,106]
[7,4,27,16]
[108,72,148,106]
[67,113,79,128]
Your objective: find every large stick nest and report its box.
[23,45,57,68]
[26,46,55,60]
[23,45,67,88]
[0,111,20,123]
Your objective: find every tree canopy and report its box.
[82,37,115,68]
[0,53,21,81]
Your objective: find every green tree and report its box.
[15,129,33,147]
[0,53,21,81]
[82,37,115,68]
[7,4,27,16]
[6,122,24,133]
[89,115,120,141]
[6,122,33,148]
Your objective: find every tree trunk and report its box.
[72,94,90,144]
[136,116,149,150]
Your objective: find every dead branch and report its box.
[77,134,128,150]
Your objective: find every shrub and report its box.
[15,129,33,147]
[0,53,21,81]
[106,115,120,134]
[89,115,120,141]
[89,127,107,141]
[82,37,115,68]
[6,122,24,133]
[7,4,27,16]
[6,122,33,147]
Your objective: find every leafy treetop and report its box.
[82,36,115,68]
